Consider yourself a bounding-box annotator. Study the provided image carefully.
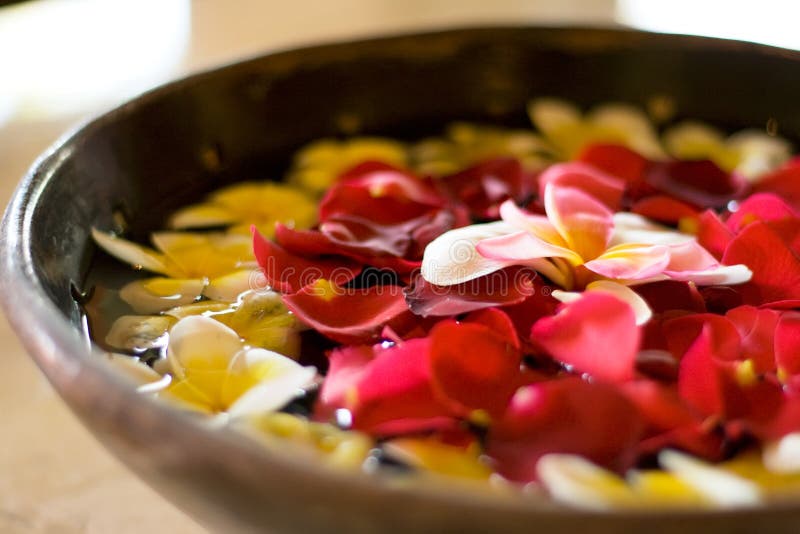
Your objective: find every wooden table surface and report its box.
[0,1,614,532]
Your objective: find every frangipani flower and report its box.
[663,121,791,181]
[163,315,315,418]
[421,172,751,293]
[168,181,317,238]
[92,228,255,280]
[528,98,666,160]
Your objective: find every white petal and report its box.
[91,228,172,275]
[204,269,256,302]
[665,264,752,286]
[537,454,635,510]
[763,433,800,474]
[167,315,242,379]
[610,212,694,247]
[119,277,206,314]
[659,450,762,507]
[105,315,175,351]
[420,221,516,286]
[728,129,792,182]
[102,352,169,392]
[227,365,317,419]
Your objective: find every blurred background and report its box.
[0,1,796,532]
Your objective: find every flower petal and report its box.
[167,315,243,380]
[119,277,206,314]
[537,162,626,211]
[486,379,644,482]
[584,243,671,281]
[544,184,614,261]
[420,221,517,286]
[531,292,641,382]
[91,228,174,275]
[553,281,652,326]
[723,221,800,305]
[282,279,412,345]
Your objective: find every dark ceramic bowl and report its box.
[4,26,800,533]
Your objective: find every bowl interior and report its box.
[8,26,800,533]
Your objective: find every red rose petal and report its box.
[725,305,779,373]
[646,160,748,208]
[530,293,641,382]
[403,267,537,317]
[253,228,361,292]
[577,143,649,185]
[486,379,644,481]
[723,220,800,306]
[630,195,699,225]
[753,162,800,210]
[696,209,734,259]
[726,192,797,232]
[438,157,525,219]
[429,320,521,419]
[283,280,413,344]
[775,311,800,377]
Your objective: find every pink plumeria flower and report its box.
[421,180,751,297]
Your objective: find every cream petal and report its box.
[527,98,582,137]
[168,203,238,229]
[663,121,726,159]
[420,221,517,286]
[589,103,666,159]
[610,213,694,247]
[537,454,636,510]
[204,269,257,302]
[104,314,175,352]
[167,315,243,379]
[584,243,671,281]
[91,228,174,275]
[659,450,762,507]
[664,264,752,286]
[102,352,170,393]
[227,364,317,419]
[119,277,206,314]
[727,129,792,181]
[763,433,800,474]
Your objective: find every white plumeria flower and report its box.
[763,433,800,474]
[163,315,316,418]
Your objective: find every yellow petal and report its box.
[119,277,205,314]
[212,290,300,358]
[243,413,372,469]
[383,438,492,480]
[102,352,170,393]
[168,203,239,229]
[204,269,256,302]
[151,231,254,279]
[167,315,243,379]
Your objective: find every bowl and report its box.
[4,26,800,533]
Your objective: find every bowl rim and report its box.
[4,24,800,526]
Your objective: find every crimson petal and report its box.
[283,280,414,344]
[530,293,641,382]
[486,379,644,481]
